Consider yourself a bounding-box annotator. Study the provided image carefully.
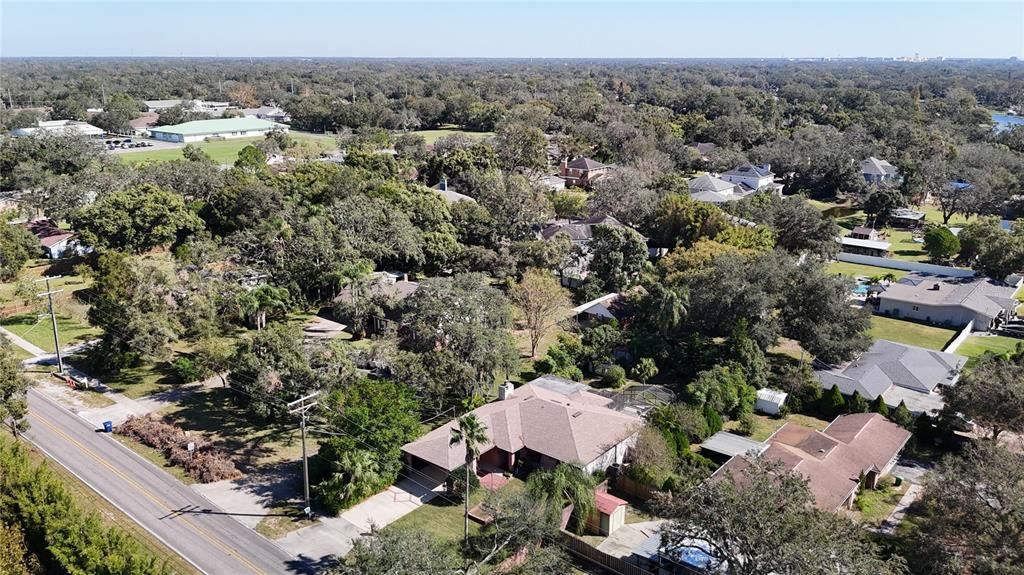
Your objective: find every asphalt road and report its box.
[24,389,302,575]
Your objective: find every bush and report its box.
[445,465,480,499]
[0,435,172,574]
[603,365,627,388]
[171,357,202,383]
[736,412,756,436]
[115,416,241,483]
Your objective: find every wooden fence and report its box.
[614,474,657,502]
[558,531,655,575]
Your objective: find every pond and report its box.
[992,112,1024,132]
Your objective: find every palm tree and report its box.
[653,285,688,336]
[237,285,290,330]
[525,463,596,534]
[449,413,488,546]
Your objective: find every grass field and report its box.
[854,483,907,526]
[0,313,100,353]
[407,128,494,145]
[120,133,335,164]
[160,387,313,469]
[826,261,909,280]
[388,478,524,544]
[868,316,956,350]
[956,335,1022,366]
[724,413,831,442]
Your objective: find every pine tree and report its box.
[890,401,913,428]
[848,391,869,413]
[819,385,846,416]
[870,395,890,417]
[703,404,723,435]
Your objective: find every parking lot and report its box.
[105,137,183,154]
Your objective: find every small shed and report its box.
[573,293,622,322]
[755,388,788,415]
[589,490,628,536]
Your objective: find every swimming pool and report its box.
[852,281,871,296]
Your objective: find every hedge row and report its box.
[0,435,172,575]
[116,415,242,483]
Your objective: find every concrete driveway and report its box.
[891,457,933,484]
[340,466,447,532]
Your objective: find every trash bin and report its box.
[103,421,113,433]
[894,476,903,487]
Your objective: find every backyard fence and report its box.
[614,474,657,501]
[835,253,975,278]
[558,531,656,575]
[943,320,975,353]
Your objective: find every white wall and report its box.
[180,127,283,143]
[583,433,637,474]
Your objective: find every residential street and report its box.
[23,389,303,575]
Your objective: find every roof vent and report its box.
[930,284,940,290]
[571,411,583,418]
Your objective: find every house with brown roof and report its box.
[401,376,641,478]
[712,413,911,510]
[24,219,78,259]
[559,156,611,188]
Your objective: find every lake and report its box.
[992,112,1024,131]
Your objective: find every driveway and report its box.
[891,457,933,484]
[340,466,447,532]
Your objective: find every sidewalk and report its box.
[0,326,47,356]
[878,484,922,535]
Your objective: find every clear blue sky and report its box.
[2,1,1022,59]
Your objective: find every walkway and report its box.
[878,484,923,535]
[0,325,47,356]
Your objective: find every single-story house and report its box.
[861,157,900,185]
[755,388,788,415]
[24,219,78,259]
[401,376,640,478]
[839,236,891,258]
[889,208,926,228]
[713,413,911,510]
[535,174,567,192]
[333,272,419,333]
[430,178,475,204]
[573,293,624,322]
[719,164,784,195]
[689,142,718,160]
[848,226,882,241]
[241,105,291,123]
[148,118,287,143]
[687,174,752,204]
[11,120,104,138]
[876,273,1019,330]
[815,339,966,414]
[538,214,627,245]
[558,157,611,188]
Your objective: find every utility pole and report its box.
[287,391,321,520]
[35,276,64,375]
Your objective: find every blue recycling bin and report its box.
[103,421,113,433]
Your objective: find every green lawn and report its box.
[0,313,100,353]
[868,316,956,350]
[406,128,494,145]
[120,133,335,164]
[855,483,907,526]
[956,335,1023,366]
[160,386,313,469]
[84,360,182,399]
[826,261,909,280]
[724,413,831,442]
[388,478,524,544]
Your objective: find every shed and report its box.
[589,490,628,536]
[755,388,788,415]
[700,431,766,459]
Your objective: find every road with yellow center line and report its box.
[24,389,300,575]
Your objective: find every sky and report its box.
[2,1,1022,59]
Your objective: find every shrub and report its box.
[445,465,480,499]
[736,412,756,436]
[703,404,723,435]
[171,357,202,383]
[115,416,241,482]
[603,365,627,388]
[632,357,659,384]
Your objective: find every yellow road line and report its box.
[32,411,268,575]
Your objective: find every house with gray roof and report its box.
[687,174,753,204]
[861,157,900,185]
[720,164,784,195]
[430,178,476,204]
[815,339,966,414]
[876,273,1019,330]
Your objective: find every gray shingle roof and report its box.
[879,274,1018,320]
[861,157,898,176]
[815,339,965,400]
[689,174,737,194]
[722,164,773,178]
[566,157,608,170]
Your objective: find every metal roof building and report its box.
[148,118,287,143]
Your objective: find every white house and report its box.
[148,118,287,143]
[688,174,753,203]
[720,164,784,195]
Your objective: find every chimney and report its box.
[498,381,515,400]
[560,157,568,177]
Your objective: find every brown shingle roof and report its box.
[402,381,640,472]
[714,413,910,510]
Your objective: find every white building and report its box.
[148,118,287,143]
[10,120,104,138]
[755,388,788,415]
[720,164,784,195]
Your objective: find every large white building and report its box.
[148,118,287,143]
[10,120,104,138]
